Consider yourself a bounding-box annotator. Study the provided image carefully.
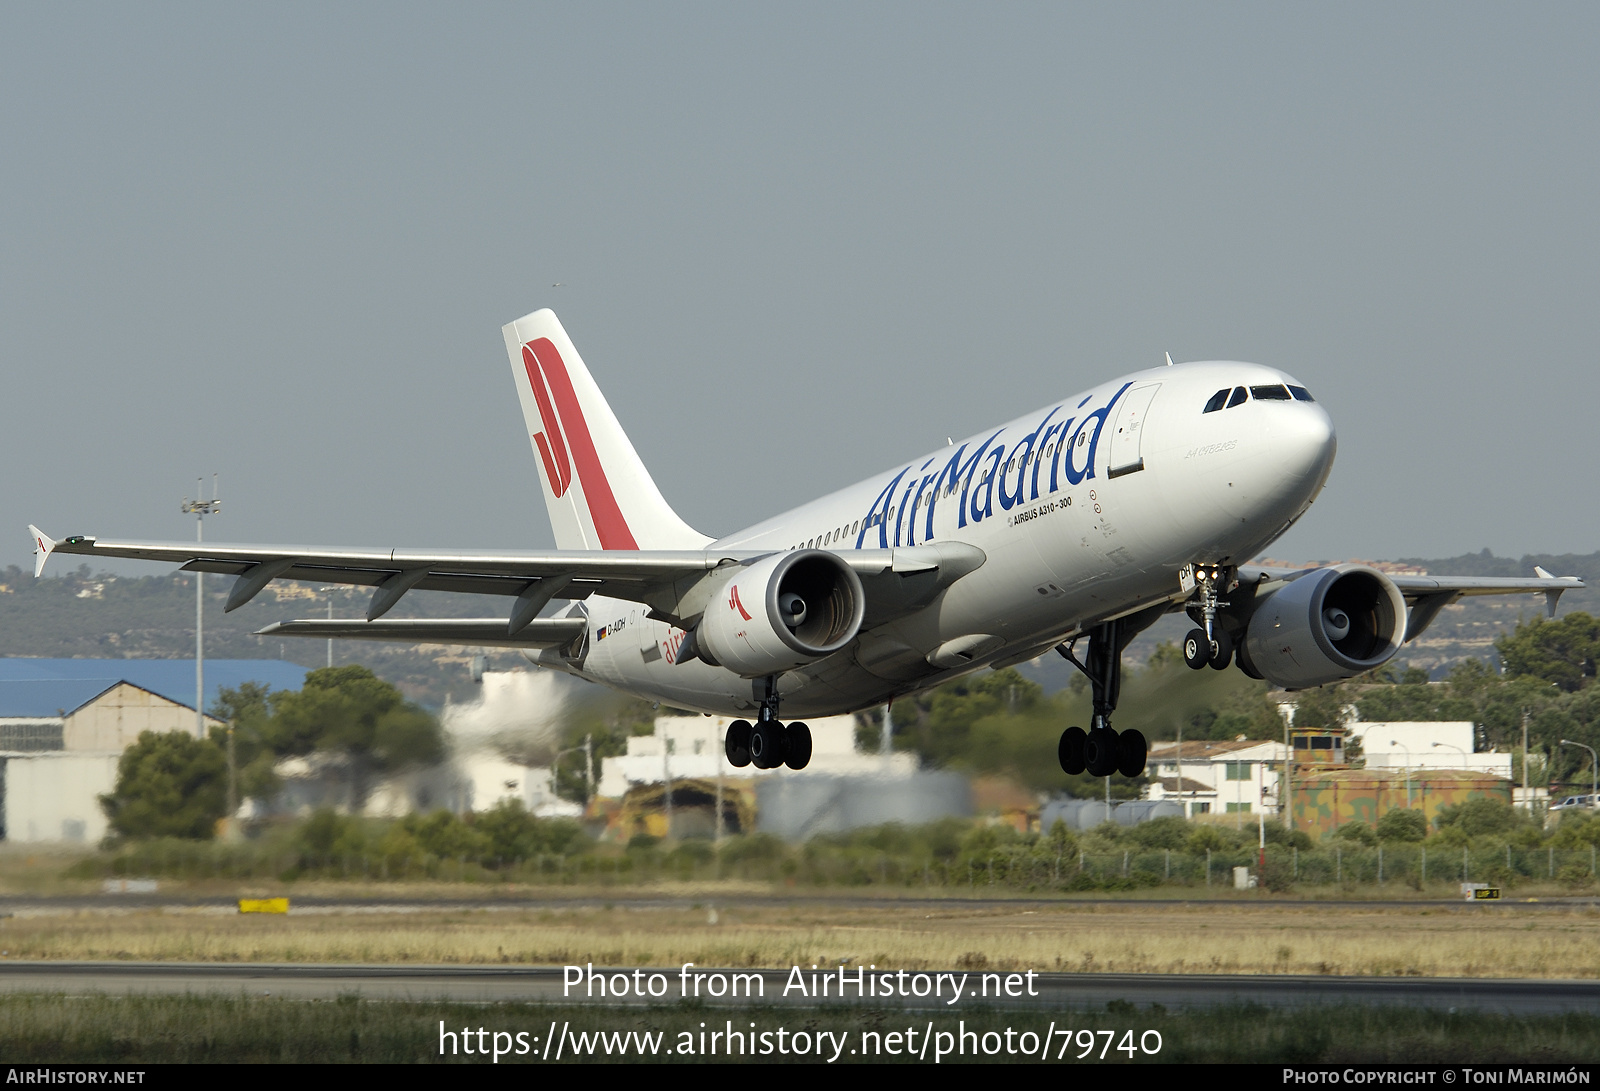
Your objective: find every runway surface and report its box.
[0,961,1595,1014]
[3,892,1597,915]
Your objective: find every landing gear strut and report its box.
[1055,618,1147,779]
[1183,564,1236,671]
[724,675,812,771]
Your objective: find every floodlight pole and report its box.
[1391,740,1413,808]
[1432,741,1468,770]
[1560,740,1598,804]
[181,476,220,739]
[317,587,338,668]
[1521,708,1531,814]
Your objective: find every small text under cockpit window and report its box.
[1203,389,1229,413]
[1288,385,1315,402]
[1251,384,1292,400]
[1226,386,1248,409]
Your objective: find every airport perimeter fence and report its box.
[72,837,1600,892]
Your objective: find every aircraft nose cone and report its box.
[1279,403,1337,488]
[1202,400,1336,525]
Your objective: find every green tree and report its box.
[1496,613,1600,693]
[474,799,585,860]
[1291,685,1349,730]
[262,666,444,806]
[100,731,228,840]
[1374,808,1427,843]
[209,681,281,803]
[1433,798,1523,838]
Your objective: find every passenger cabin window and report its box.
[1251,384,1292,400]
[1226,386,1248,409]
[1288,385,1315,402]
[1203,389,1229,413]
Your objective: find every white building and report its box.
[1143,738,1287,818]
[0,679,223,844]
[597,714,916,798]
[2,752,121,844]
[1346,721,1511,778]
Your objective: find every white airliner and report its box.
[29,310,1582,778]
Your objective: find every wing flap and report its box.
[256,617,587,649]
[34,530,989,634]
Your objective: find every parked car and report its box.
[1550,794,1599,813]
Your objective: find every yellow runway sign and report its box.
[238,898,289,914]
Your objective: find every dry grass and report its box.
[1,900,1596,978]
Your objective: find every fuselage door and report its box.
[1107,383,1160,478]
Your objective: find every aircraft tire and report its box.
[1085,726,1119,777]
[750,720,787,769]
[1208,629,1234,671]
[725,720,753,768]
[1058,726,1087,775]
[1182,629,1210,670]
[1116,728,1148,778]
[784,722,813,770]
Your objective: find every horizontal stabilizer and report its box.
[257,617,587,649]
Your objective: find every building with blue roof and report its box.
[0,660,308,843]
[0,659,308,719]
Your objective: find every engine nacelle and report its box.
[1242,565,1407,690]
[698,550,865,678]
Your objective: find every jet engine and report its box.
[1241,565,1408,690]
[698,550,866,677]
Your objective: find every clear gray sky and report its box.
[5,5,1597,574]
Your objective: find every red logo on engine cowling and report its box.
[728,585,753,621]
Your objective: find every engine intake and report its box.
[1242,565,1407,689]
[699,550,865,677]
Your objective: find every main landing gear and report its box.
[1056,617,1148,779]
[724,675,813,771]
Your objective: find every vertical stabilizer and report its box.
[503,310,710,551]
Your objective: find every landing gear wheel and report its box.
[750,720,787,769]
[784,722,813,770]
[1085,726,1120,778]
[1208,629,1234,671]
[1058,726,1086,775]
[1183,628,1210,670]
[1116,728,1148,778]
[724,719,753,768]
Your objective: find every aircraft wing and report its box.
[1236,563,1584,642]
[255,618,587,649]
[29,526,985,634]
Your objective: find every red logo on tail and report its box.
[521,338,639,550]
[728,585,753,621]
[523,344,573,498]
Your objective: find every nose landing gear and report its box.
[1055,617,1148,779]
[1183,564,1237,670]
[723,676,813,771]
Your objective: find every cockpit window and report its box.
[1202,389,1229,413]
[1226,386,1248,409]
[1251,384,1292,400]
[1288,385,1315,402]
